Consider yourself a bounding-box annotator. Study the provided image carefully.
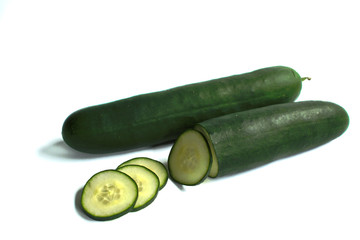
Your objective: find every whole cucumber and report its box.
[62,66,304,153]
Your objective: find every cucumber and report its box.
[117,165,159,211]
[169,101,349,183]
[62,66,305,153]
[168,130,212,186]
[117,157,168,190]
[81,170,138,221]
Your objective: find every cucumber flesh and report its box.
[117,165,159,211]
[168,130,212,185]
[118,157,168,190]
[81,170,138,221]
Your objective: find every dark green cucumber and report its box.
[62,66,305,153]
[194,101,349,178]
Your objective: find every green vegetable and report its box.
[62,66,305,153]
[169,101,349,183]
[117,157,168,190]
[168,130,212,185]
[81,170,138,221]
[117,165,159,211]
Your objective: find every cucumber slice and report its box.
[168,129,212,186]
[117,165,159,211]
[194,125,219,178]
[118,157,168,190]
[81,170,138,221]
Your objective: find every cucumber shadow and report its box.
[39,140,120,160]
[39,139,174,161]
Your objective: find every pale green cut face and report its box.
[118,165,159,210]
[168,130,212,185]
[81,170,138,219]
[118,157,168,189]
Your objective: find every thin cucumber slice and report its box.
[168,129,212,186]
[81,170,138,221]
[194,125,219,178]
[118,157,168,190]
[117,165,159,211]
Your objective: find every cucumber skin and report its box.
[195,101,349,177]
[62,66,302,153]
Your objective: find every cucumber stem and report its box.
[301,77,311,81]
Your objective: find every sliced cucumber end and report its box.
[117,165,159,211]
[81,170,138,221]
[168,129,212,185]
[194,125,219,178]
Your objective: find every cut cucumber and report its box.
[194,101,350,177]
[117,165,159,211]
[118,157,168,190]
[81,170,138,221]
[168,129,212,186]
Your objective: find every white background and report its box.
[1,0,359,239]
